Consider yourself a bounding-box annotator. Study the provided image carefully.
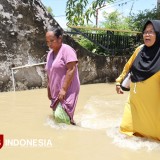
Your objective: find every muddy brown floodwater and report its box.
[0,83,160,160]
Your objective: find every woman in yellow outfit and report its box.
[116,20,160,140]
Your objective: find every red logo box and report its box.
[0,134,4,149]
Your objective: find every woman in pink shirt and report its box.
[45,27,80,125]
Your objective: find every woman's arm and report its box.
[116,45,143,94]
[116,45,143,85]
[58,61,77,101]
[47,75,52,100]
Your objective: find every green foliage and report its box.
[45,6,54,17]
[66,0,115,25]
[78,37,96,51]
[66,1,159,55]
[70,24,104,54]
[71,9,142,55]
[101,10,131,33]
[128,7,159,31]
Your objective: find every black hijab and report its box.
[130,20,160,82]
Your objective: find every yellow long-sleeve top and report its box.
[116,45,160,140]
[115,45,143,85]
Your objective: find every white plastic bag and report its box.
[121,73,131,91]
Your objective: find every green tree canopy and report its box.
[66,0,115,25]
[128,7,160,31]
[101,10,131,31]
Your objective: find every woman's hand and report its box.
[58,88,66,101]
[48,92,52,100]
[58,61,77,101]
[116,85,124,94]
[47,86,52,100]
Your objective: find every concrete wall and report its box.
[0,0,130,92]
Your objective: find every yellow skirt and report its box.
[120,72,160,140]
